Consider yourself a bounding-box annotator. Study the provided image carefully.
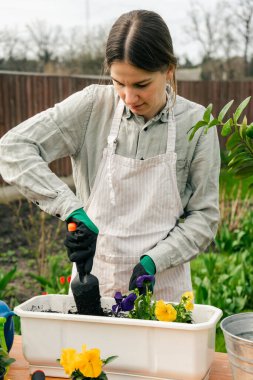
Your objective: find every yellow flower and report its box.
[155,300,177,322]
[60,348,78,375]
[181,291,194,301]
[181,291,194,311]
[78,344,103,378]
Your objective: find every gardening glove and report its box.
[129,256,156,294]
[64,208,99,275]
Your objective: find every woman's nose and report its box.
[124,88,138,105]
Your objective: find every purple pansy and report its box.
[112,291,136,315]
[121,293,137,311]
[114,291,123,303]
[136,275,155,288]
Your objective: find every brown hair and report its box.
[105,10,177,92]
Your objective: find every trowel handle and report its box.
[68,222,77,232]
[67,222,89,277]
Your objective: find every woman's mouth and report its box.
[129,103,144,111]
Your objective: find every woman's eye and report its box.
[135,83,148,88]
[113,80,124,87]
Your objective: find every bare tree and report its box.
[61,25,108,75]
[233,0,253,76]
[185,0,247,79]
[0,27,26,61]
[185,1,226,62]
[26,20,63,72]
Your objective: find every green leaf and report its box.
[0,267,16,291]
[239,122,247,139]
[30,273,52,287]
[232,164,253,179]
[233,96,251,124]
[208,118,220,129]
[226,130,241,150]
[188,120,208,141]
[203,104,213,123]
[228,152,251,166]
[103,355,118,365]
[218,99,234,122]
[246,123,253,139]
[221,119,232,136]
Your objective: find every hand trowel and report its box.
[68,222,104,316]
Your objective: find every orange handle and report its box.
[68,222,77,232]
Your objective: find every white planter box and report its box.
[14,295,222,380]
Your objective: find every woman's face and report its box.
[110,61,173,121]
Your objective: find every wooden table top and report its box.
[8,335,233,379]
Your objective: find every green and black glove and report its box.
[64,208,99,274]
[129,255,156,294]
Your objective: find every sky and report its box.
[0,0,234,63]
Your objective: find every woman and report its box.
[0,10,220,301]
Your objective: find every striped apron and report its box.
[70,100,192,302]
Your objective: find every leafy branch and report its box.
[188,96,253,185]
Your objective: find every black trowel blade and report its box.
[71,273,104,316]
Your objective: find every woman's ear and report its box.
[166,66,174,81]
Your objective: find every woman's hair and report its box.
[104,10,177,89]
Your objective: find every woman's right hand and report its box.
[64,218,98,274]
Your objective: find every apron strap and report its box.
[166,110,176,153]
[107,99,125,153]
[107,99,125,206]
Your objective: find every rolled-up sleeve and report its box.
[146,124,220,272]
[0,85,95,220]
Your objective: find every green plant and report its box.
[191,250,253,352]
[215,188,253,253]
[0,268,16,300]
[30,253,71,294]
[0,346,15,374]
[192,251,252,316]
[112,276,194,323]
[0,317,15,375]
[189,96,253,187]
[11,200,66,276]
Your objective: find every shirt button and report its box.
[35,201,39,205]
[56,213,61,218]
[140,157,144,160]
[143,127,148,131]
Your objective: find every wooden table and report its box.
[8,335,233,379]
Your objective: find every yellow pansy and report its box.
[79,345,103,378]
[155,300,177,322]
[60,348,78,375]
[181,291,194,301]
[181,291,194,311]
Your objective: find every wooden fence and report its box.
[1,71,253,185]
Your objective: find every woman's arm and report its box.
[0,85,96,220]
[145,124,220,272]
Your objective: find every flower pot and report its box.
[14,294,222,380]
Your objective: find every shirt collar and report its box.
[123,87,172,123]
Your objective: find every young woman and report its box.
[0,10,220,301]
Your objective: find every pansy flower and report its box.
[155,300,177,322]
[121,293,137,311]
[136,274,155,294]
[136,275,155,288]
[112,292,136,315]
